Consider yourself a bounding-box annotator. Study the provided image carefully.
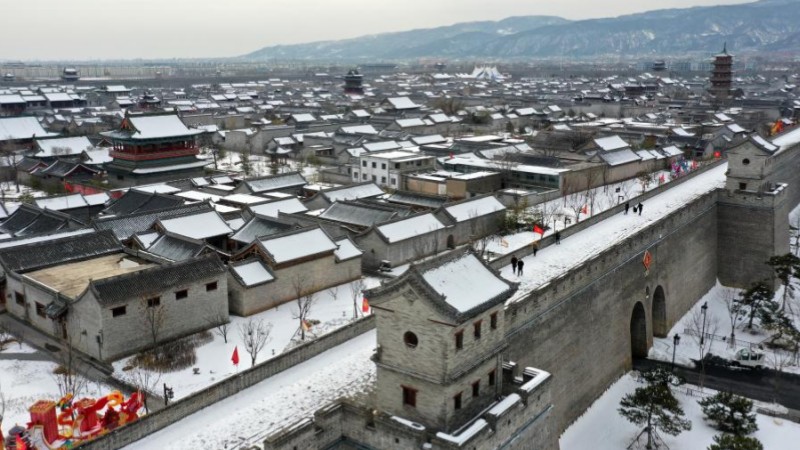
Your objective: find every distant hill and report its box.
[244,0,800,61]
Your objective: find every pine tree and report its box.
[708,433,763,450]
[619,369,692,449]
[766,253,800,311]
[698,391,758,435]
[736,281,774,329]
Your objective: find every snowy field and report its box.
[123,330,376,450]
[560,372,800,450]
[113,277,381,399]
[499,163,728,302]
[0,343,111,429]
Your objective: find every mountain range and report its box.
[244,0,800,61]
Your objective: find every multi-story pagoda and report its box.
[101,112,208,187]
[343,69,364,95]
[709,43,733,103]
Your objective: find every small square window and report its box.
[206,281,218,292]
[474,321,482,339]
[372,162,377,168]
[402,386,417,407]
[391,178,397,185]
[453,392,462,410]
[112,306,127,317]
[490,312,498,330]
[739,182,747,190]
[175,289,188,300]
[472,381,480,397]
[381,163,386,169]
[14,291,25,306]
[455,331,464,350]
[488,369,496,386]
[361,160,367,167]
[381,176,387,184]
[147,297,161,307]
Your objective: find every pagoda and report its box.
[709,43,733,103]
[343,69,364,95]
[101,112,208,186]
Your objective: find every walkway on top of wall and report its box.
[501,163,728,303]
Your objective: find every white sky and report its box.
[1,0,754,60]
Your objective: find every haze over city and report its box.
[2,0,754,60]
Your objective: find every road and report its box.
[634,358,800,410]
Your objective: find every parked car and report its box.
[731,348,765,370]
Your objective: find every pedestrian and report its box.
[555,231,561,245]
[638,202,643,216]
[624,202,630,215]
[511,255,518,274]
[532,241,539,257]
[517,259,525,276]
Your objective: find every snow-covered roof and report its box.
[159,211,232,240]
[259,228,337,264]
[323,183,384,203]
[599,149,641,166]
[340,124,378,135]
[126,114,203,139]
[395,118,426,128]
[444,196,505,222]
[771,127,800,154]
[377,213,445,243]
[422,253,510,313]
[436,418,488,445]
[35,194,89,211]
[594,135,629,151]
[661,146,684,157]
[35,136,93,157]
[249,197,308,218]
[0,116,56,141]
[334,237,363,261]
[386,97,419,110]
[231,260,274,286]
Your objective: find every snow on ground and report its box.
[123,330,377,450]
[0,358,111,430]
[560,372,799,450]
[113,277,381,399]
[203,148,324,181]
[501,163,728,302]
[1,341,39,354]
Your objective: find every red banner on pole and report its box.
[231,346,240,366]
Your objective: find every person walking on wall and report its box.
[555,231,561,245]
[624,202,630,214]
[511,255,518,274]
[638,202,644,216]
[517,259,525,276]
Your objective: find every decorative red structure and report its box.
[28,401,58,444]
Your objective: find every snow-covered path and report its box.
[123,330,376,450]
[503,163,728,302]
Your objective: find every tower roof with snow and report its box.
[366,249,517,322]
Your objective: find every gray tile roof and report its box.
[90,254,225,306]
[147,234,205,262]
[102,190,184,216]
[0,229,121,274]
[318,202,398,228]
[93,202,213,240]
[243,172,307,194]
[230,216,294,245]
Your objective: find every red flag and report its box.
[16,434,26,450]
[231,346,239,366]
[533,224,545,236]
[581,204,588,215]
[362,297,370,313]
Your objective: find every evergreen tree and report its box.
[698,391,758,435]
[766,253,800,311]
[619,369,692,449]
[736,281,774,329]
[708,433,763,450]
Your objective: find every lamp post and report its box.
[700,302,708,346]
[672,334,681,372]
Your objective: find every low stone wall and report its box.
[76,315,376,450]
[489,159,726,271]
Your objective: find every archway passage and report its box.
[630,301,648,360]
[652,286,667,338]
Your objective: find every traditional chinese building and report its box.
[343,69,364,95]
[709,43,733,103]
[101,112,208,187]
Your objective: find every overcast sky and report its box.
[1,0,753,61]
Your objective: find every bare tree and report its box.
[0,137,22,193]
[688,308,719,390]
[349,278,366,320]
[722,288,743,349]
[291,275,318,341]
[140,296,167,346]
[238,318,272,367]
[127,365,162,414]
[52,342,90,399]
[564,191,585,224]
[204,307,230,344]
[767,350,793,403]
